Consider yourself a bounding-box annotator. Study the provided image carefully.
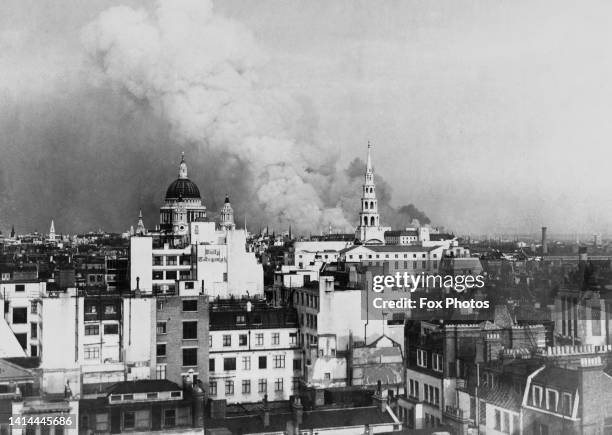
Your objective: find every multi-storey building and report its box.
[0,273,46,358]
[208,299,301,404]
[155,291,209,391]
[130,154,263,298]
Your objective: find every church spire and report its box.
[49,220,56,241]
[136,209,146,235]
[178,152,188,179]
[366,140,373,173]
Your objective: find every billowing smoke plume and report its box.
[0,0,431,236]
[81,0,349,233]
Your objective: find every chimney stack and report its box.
[541,227,548,255]
[292,396,303,426]
[262,394,270,427]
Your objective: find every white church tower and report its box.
[49,220,56,242]
[219,195,236,230]
[355,142,390,244]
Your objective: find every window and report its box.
[182,300,197,311]
[209,335,212,348]
[223,335,231,347]
[12,307,27,324]
[256,333,264,346]
[157,344,166,357]
[209,358,215,372]
[85,324,99,336]
[209,381,217,396]
[147,392,158,399]
[242,379,251,394]
[494,409,501,430]
[156,364,166,379]
[182,348,197,366]
[153,270,164,280]
[432,353,442,372]
[324,372,331,380]
[84,346,99,360]
[274,355,286,368]
[532,385,543,407]
[165,271,177,280]
[258,379,267,393]
[104,324,118,334]
[124,412,135,429]
[157,322,167,334]
[503,411,509,433]
[293,359,301,370]
[409,379,419,399]
[164,409,176,427]
[30,345,37,356]
[183,321,198,339]
[275,378,284,392]
[536,423,549,435]
[30,301,37,314]
[417,349,427,368]
[236,314,246,324]
[104,305,116,315]
[239,334,247,346]
[292,377,300,391]
[242,356,251,370]
[289,333,297,345]
[272,333,280,345]
[562,392,573,415]
[15,284,25,292]
[225,380,234,396]
[259,356,267,369]
[153,256,163,266]
[546,389,558,412]
[224,357,236,371]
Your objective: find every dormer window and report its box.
[562,392,572,415]
[546,389,559,412]
[532,385,543,407]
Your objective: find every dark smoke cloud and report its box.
[0,0,429,236]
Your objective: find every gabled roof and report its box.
[0,358,34,383]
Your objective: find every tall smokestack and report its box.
[541,226,548,255]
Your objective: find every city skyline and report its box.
[2,0,612,234]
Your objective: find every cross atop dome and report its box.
[179,152,188,179]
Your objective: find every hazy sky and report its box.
[2,0,612,235]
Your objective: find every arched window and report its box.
[364,216,368,225]
[370,201,374,209]
[370,216,375,226]
[364,202,368,209]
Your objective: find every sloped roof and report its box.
[532,367,579,392]
[0,358,34,383]
[480,383,522,411]
[0,317,26,358]
[206,406,396,434]
[107,379,181,395]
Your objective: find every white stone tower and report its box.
[220,195,236,230]
[355,142,389,244]
[49,220,56,242]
